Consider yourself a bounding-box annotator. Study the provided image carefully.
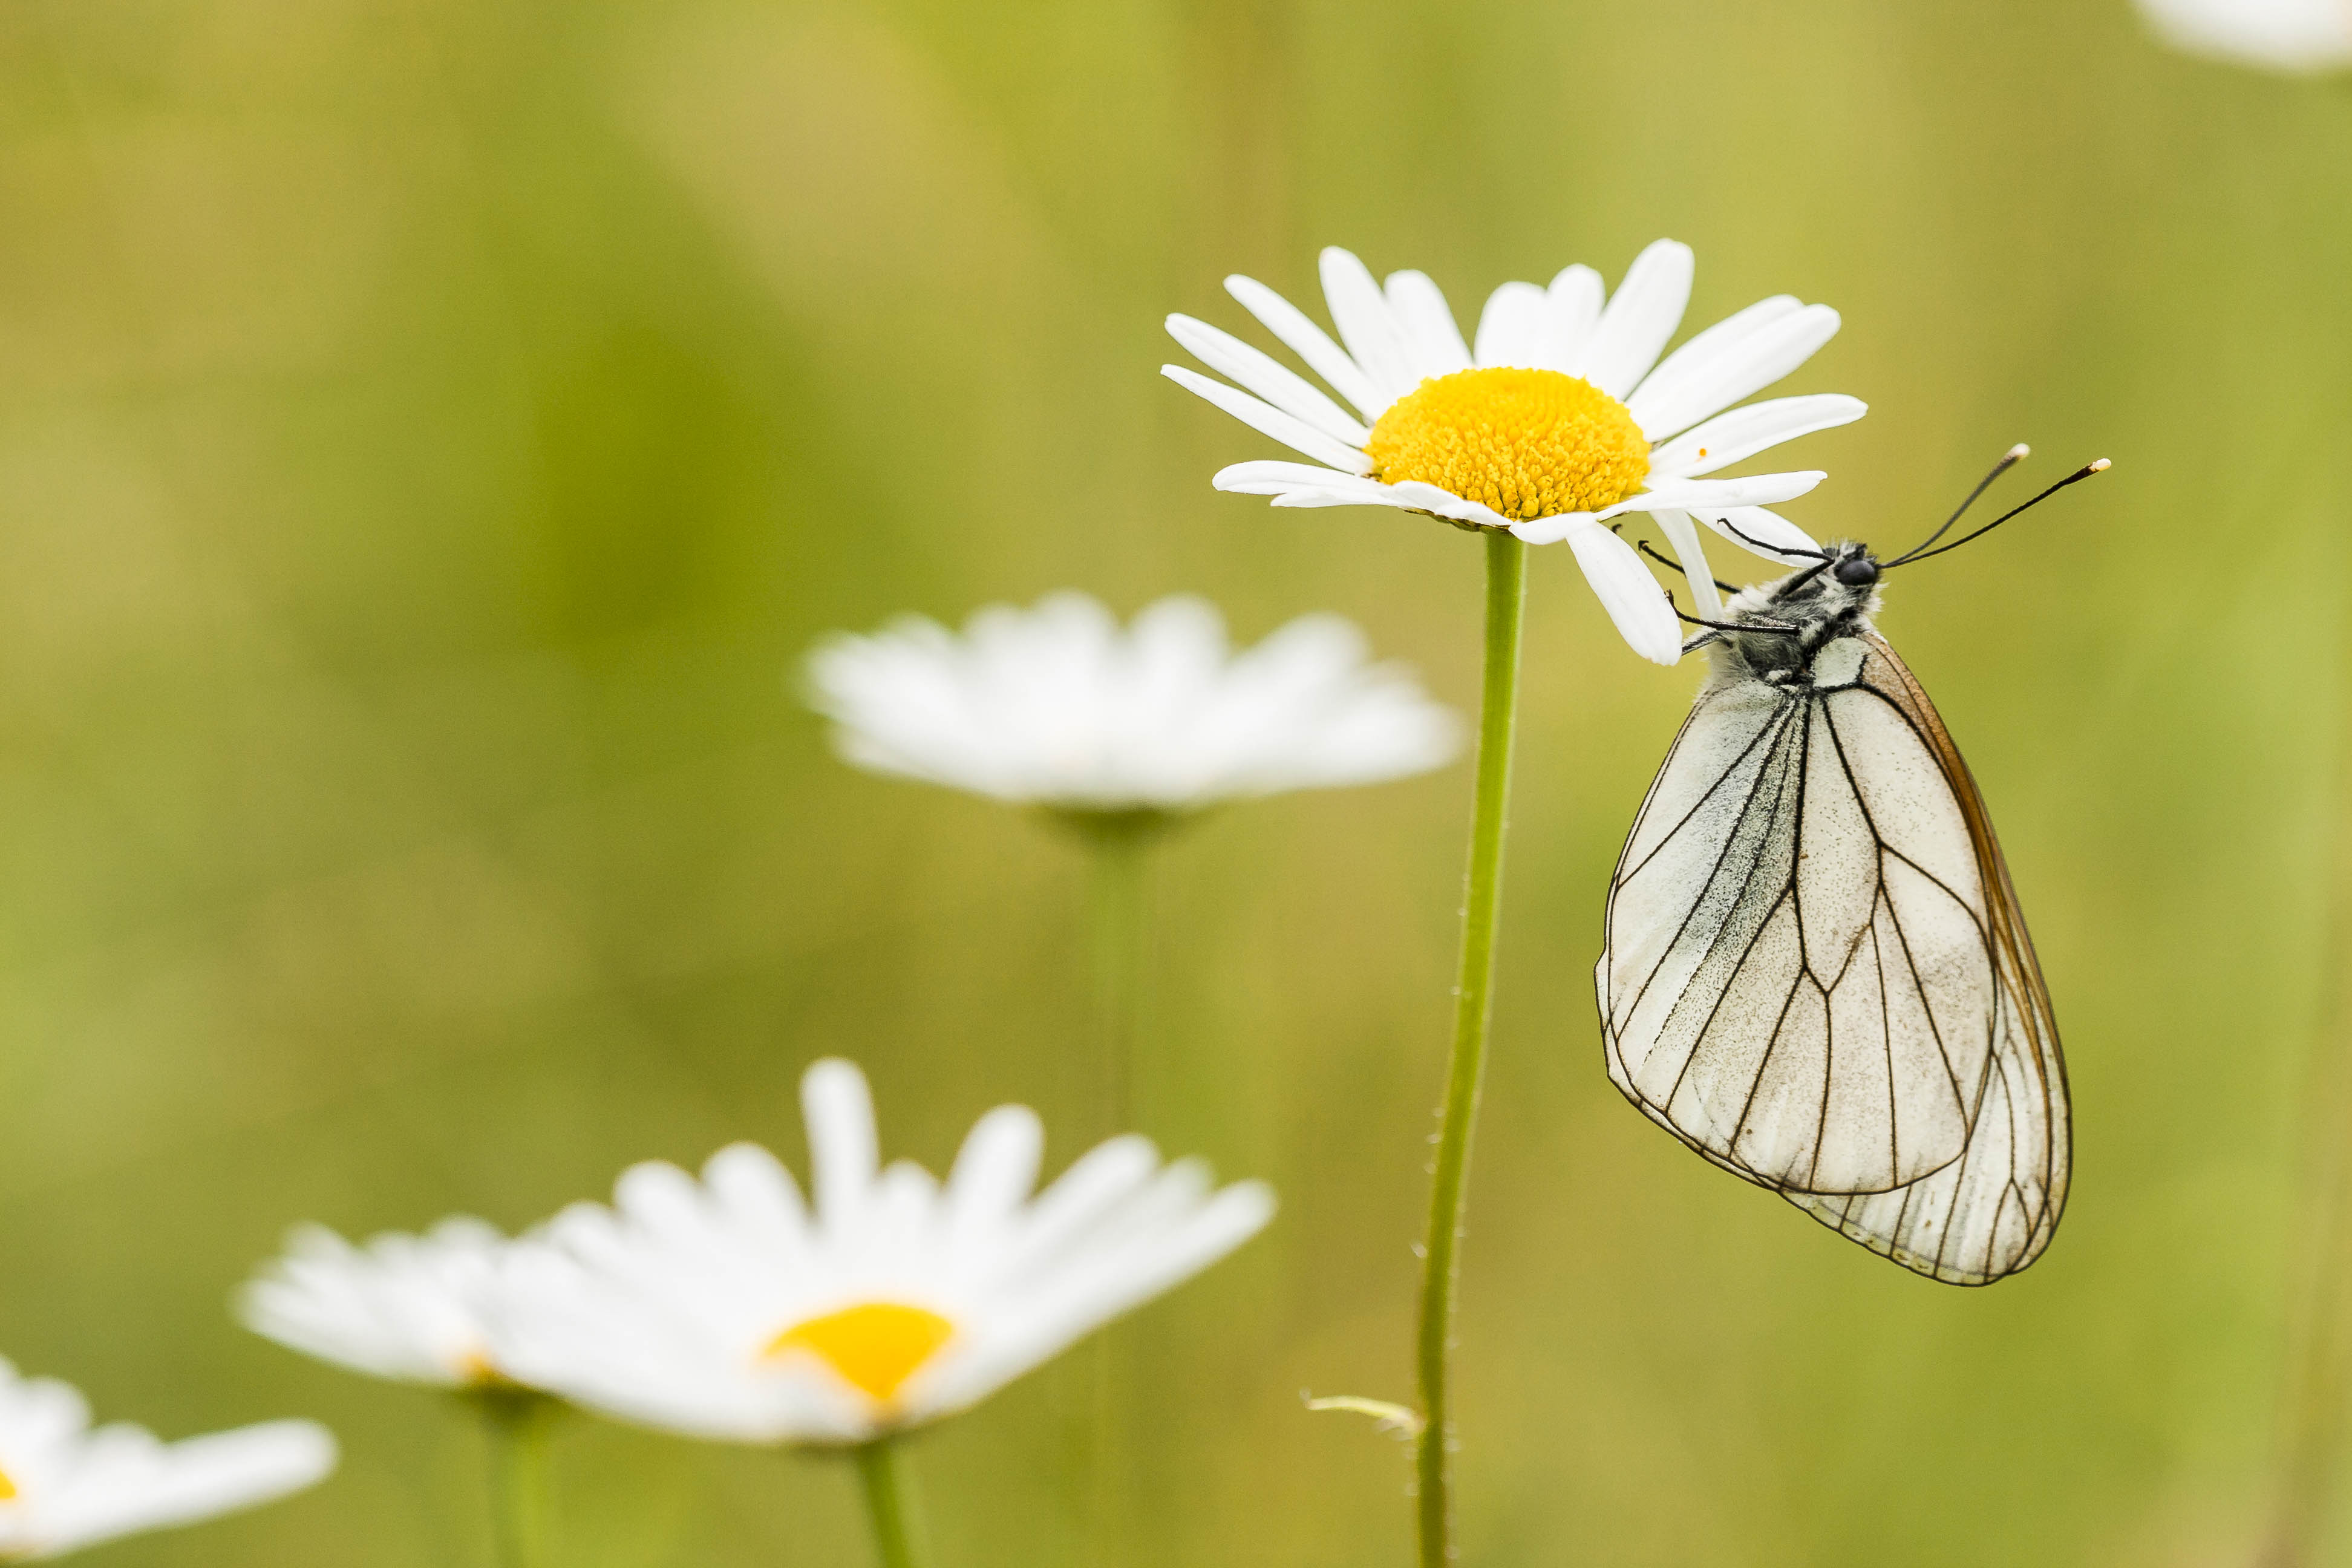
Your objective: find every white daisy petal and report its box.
[477,1061,1275,1447]
[1564,517,1684,665]
[1622,295,1800,436]
[1161,366,1376,475]
[1270,473,1409,508]
[1318,248,1420,401]
[1224,273,1390,421]
[1627,304,1843,442]
[703,1145,814,1258]
[1598,470,1826,520]
[946,1106,1045,1236]
[1269,486,1399,509]
[0,1361,333,1560]
[1508,511,1585,546]
[804,1059,881,1233]
[1474,281,1549,368]
[1648,394,1869,480]
[805,592,1459,811]
[1382,270,1474,379]
[1572,240,1694,399]
[1536,264,1606,371]
[1165,315,1371,446]
[1384,481,1511,531]
[33,1422,338,1557]
[1212,459,1362,494]
[2135,0,2352,73]
[1697,505,1824,560]
[1652,509,1722,620]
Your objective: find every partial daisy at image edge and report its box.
[803,592,1460,811]
[1162,238,1868,664]
[2132,0,2352,73]
[474,1057,1276,1446]
[0,1357,335,1560]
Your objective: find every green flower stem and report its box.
[853,1437,932,1568]
[2258,348,2352,1568]
[2264,752,2352,1566]
[1415,530,1527,1568]
[1086,817,1153,1135]
[477,1390,553,1568]
[1076,812,1169,1566]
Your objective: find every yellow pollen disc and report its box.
[764,1302,956,1403]
[1364,367,1650,522]
[0,1465,16,1501]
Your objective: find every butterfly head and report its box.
[1757,541,1883,628]
[1831,549,1881,588]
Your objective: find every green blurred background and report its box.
[0,0,2346,1561]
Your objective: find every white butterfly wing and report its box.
[1598,632,2069,1285]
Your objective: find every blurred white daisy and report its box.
[239,1217,520,1390]
[480,1057,1275,1445]
[1163,240,1864,662]
[0,1358,335,1560]
[2135,0,2352,71]
[804,592,1459,814]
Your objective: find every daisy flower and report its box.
[0,1358,335,1560]
[479,1057,1275,1446]
[804,592,1458,817]
[1163,240,1866,663]
[240,1219,558,1568]
[239,1217,520,1389]
[2134,0,2352,72]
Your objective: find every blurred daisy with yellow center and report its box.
[1163,240,1866,664]
[0,1358,333,1560]
[479,1059,1275,1445]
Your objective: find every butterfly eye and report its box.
[1834,557,1880,586]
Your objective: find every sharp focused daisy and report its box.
[2134,0,2352,71]
[0,1358,335,1560]
[239,1217,520,1389]
[1163,240,1865,664]
[804,592,1459,814]
[478,1057,1274,1446]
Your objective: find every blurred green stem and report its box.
[479,1390,552,1568]
[2259,396,2352,1568]
[1088,817,1154,1135]
[1080,813,1166,1564]
[1415,530,1527,1568]
[854,1437,932,1568]
[2264,749,2352,1565]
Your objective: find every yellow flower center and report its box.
[764,1302,956,1402]
[0,1465,15,1502]
[1364,367,1650,522]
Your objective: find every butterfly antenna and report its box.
[1714,517,1829,562]
[1884,443,2030,566]
[1887,457,2111,567]
[1665,591,1802,637]
[1636,539,1737,594]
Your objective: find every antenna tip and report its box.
[2087,457,2112,472]
[2005,443,2031,460]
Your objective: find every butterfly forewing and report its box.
[1597,631,2068,1284]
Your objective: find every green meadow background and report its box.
[0,0,2346,1562]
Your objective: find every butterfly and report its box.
[1595,448,2105,1284]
